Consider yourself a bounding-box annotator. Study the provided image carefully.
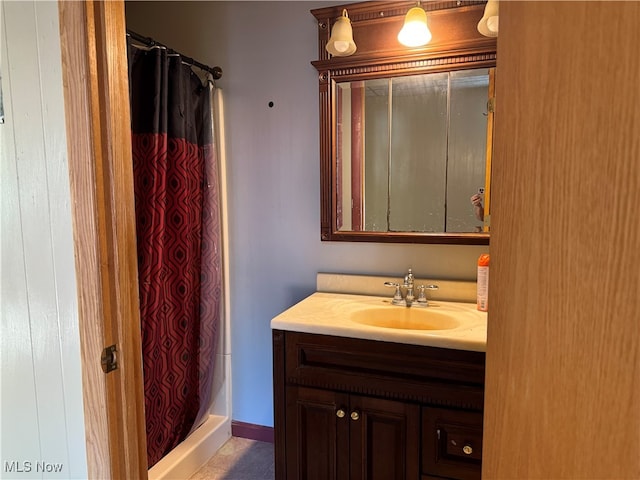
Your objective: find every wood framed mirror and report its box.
[312,1,496,244]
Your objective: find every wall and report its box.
[125,1,487,428]
[0,1,88,478]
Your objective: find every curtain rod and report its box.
[127,30,223,80]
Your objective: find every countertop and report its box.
[270,292,487,352]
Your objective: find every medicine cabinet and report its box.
[312,1,496,244]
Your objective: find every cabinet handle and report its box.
[336,409,346,418]
[463,445,473,455]
[350,411,360,421]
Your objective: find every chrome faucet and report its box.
[404,269,415,306]
[384,268,438,307]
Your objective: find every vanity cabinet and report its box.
[273,330,485,480]
[285,385,419,479]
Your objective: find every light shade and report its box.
[397,6,432,47]
[477,0,499,37]
[326,9,357,57]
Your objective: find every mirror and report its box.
[312,1,497,244]
[335,68,491,234]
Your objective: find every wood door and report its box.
[349,395,420,480]
[484,2,640,478]
[285,386,349,480]
[58,1,147,478]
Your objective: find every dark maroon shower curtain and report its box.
[128,43,222,468]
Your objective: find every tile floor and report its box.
[189,437,275,480]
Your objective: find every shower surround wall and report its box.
[125,1,488,430]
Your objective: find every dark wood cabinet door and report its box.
[422,407,483,480]
[285,386,349,480]
[349,395,420,480]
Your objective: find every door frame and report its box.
[58,1,147,478]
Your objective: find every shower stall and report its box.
[127,32,231,479]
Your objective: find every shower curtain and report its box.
[127,42,223,468]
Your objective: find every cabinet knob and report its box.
[463,445,473,455]
[336,409,346,418]
[350,411,360,421]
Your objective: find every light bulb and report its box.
[477,0,499,37]
[333,41,350,53]
[326,9,357,57]
[398,6,432,48]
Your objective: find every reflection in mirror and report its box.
[335,68,490,234]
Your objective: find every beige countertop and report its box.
[271,292,487,352]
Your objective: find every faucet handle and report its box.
[384,281,405,306]
[416,284,438,307]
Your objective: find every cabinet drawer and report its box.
[282,331,485,409]
[422,406,483,480]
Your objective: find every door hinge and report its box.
[101,344,118,373]
[487,97,496,114]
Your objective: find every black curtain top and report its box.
[127,41,212,146]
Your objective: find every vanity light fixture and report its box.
[398,2,432,47]
[477,0,499,37]
[326,9,357,57]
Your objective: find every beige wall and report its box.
[484,2,640,478]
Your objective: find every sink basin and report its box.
[350,307,460,330]
[271,291,487,351]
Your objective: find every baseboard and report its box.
[231,420,274,443]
